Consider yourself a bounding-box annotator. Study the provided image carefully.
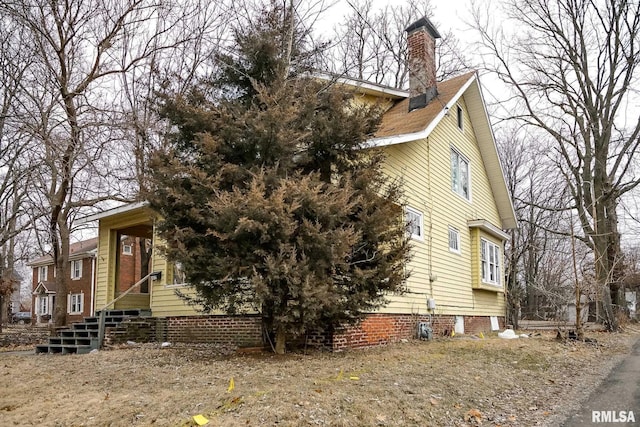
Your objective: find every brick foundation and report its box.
[159,313,503,351]
[166,314,262,347]
[309,313,505,352]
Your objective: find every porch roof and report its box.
[33,281,57,295]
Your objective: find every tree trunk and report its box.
[593,196,619,331]
[53,220,71,327]
[275,325,286,355]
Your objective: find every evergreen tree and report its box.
[147,3,411,353]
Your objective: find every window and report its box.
[448,227,460,253]
[71,260,82,279]
[451,149,470,200]
[122,244,133,255]
[38,296,49,315]
[68,293,83,314]
[481,239,501,286]
[38,266,48,282]
[172,261,187,286]
[457,105,463,130]
[405,207,424,240]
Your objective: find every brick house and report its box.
[29,236,144,325]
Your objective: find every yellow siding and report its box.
[380,96,506,317]
[94,209,154,311]
[148,234,202,317]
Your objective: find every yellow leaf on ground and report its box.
[349,376,359,381]
[227,377,235,393]
[193,414,209,425]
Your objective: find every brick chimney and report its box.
[405,17,441,111]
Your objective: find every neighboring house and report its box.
[28,236,144,325]
[80,17,516,350]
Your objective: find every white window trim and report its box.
[38,265,48,282]
[68,293,84,314]
[405,206,424,241]
[122,244,133,255]
[448,227,461,254]
[70,259,82,280]
[38,296,49,315]
[165,261,188,288]
[451,147,471,202]
[481,238,502,287]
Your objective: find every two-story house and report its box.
[29,236,145,325]
[80,16,516,350]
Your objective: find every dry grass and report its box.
[0,327,637,427]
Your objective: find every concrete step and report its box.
[34,308,149,355]
[35,344,95,355]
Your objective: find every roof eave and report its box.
[366,73,476,148]
[77,201,150,224]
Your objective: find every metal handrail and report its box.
[96,271,160,348]
[97,272,154,313]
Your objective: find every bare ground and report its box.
[0,325,638,427]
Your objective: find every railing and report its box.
[97,271,160,348]
[97,272,155,313]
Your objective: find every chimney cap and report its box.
[405,16,441,39]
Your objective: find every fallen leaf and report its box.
[429,397,440,406]
[227,377,235,393]
[193,414,209,426]
[464,408,482,423]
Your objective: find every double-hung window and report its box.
[171,261,188,286]
[451,149,470,200]
[448,227,460,253]
[405,207,424,240]
[481,239,501,286]
[38,266,48,282]
[38,296,49,315]
[71,260,82,279]
[68,293,83,314]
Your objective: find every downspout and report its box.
[90,254,96,316]
[426,136,435,303]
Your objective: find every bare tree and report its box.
[0,0,199,326]
[0,16,40,331]
[325,0,471,88]
[498,127,575,327]
[473,0,640,331]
